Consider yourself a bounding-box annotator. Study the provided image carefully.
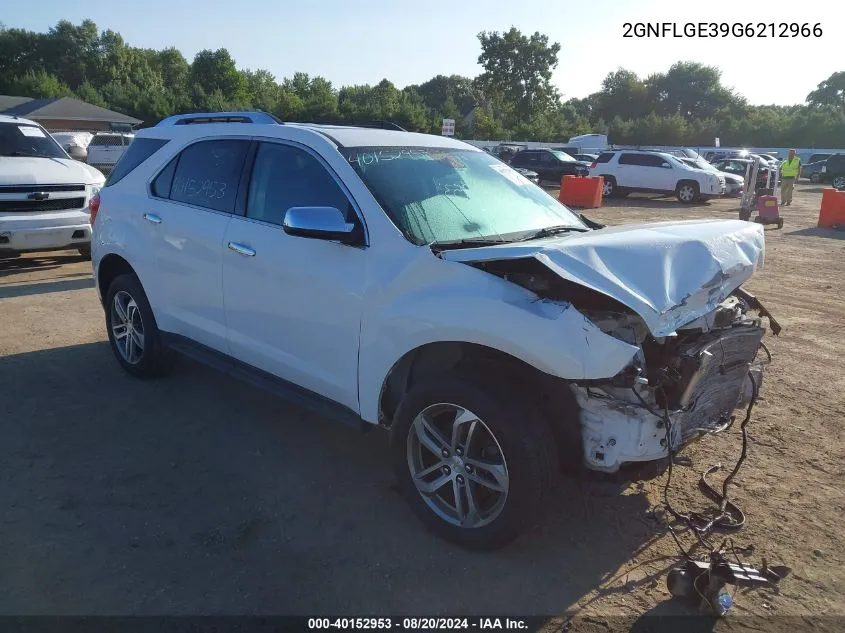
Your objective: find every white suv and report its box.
[1,115,105,257]
[590,150,726,203]
[91,112,776,550]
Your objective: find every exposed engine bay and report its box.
[470,257,780,473]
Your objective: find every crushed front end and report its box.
[574,289,778,473]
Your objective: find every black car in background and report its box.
[509,149,590,186]
[820,154,845,190]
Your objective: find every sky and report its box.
[2,0,841,106]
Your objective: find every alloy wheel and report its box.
[406,403,509,529]
[111,290,145,365]
[833,176,845,190]
[679,185,696,202]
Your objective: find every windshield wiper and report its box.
[429,237,510,253]
[516,225,589,241]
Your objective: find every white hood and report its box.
[0,156,105,186]
[439,219,765,337]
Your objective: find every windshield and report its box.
[0,122,68,159]
[551,150,576,162]
[687,158,717,173]
[342,147,586,245]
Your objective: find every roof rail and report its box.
[155,111,283,127]
[354,120,408,132]
[313,120,408,132]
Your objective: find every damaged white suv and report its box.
[91,112,778,550]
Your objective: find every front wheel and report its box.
[676,181,700,204]
[810,173,821,183]
[390,372,557,550]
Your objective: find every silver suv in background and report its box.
[86,132,134,175]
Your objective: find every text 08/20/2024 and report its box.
[623,22,823,38]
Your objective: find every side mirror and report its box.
[282,206,360,245]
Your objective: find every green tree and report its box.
[594,69,649,122]
[647,62,744,120]
[807,71,845,110]
[6,70,74,98]
[190,49,247,103]
[476,27,561,123]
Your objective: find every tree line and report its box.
[2,20,845,147]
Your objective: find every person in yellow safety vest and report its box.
[780,149,801,206]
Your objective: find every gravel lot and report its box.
[1,183,843,629]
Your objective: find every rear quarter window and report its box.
[104,138,169,187]
[595,152,615,164]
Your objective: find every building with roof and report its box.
[0,96,141,132]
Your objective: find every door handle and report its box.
[143,213,162,224]
[228,242,256,257]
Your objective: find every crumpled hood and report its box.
[0,156,105,186]
[439,219,765,337]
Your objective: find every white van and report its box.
[0,115,105,258]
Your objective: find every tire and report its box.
[601,176,617,198]
[833,176,845,190]
[390,371,558,550]
[810,173,821,184]
[104,272,172,379]
[77,246,91,260]
[676,181,700,204]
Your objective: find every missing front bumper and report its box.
[575,327,769,474]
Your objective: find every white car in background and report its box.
[680,157,744,196]
[86,132,135,175]
[590,150,725,203]
[0,115,104,258]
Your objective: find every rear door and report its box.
[143,137,251,352]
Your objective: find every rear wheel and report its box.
[77,246,91,260]
[833,176,845,190]
[601,176,617,198]
[390,371,557,550]
[676,181,700,204]
[105,272,172,378]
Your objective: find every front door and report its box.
[221,141,367,411]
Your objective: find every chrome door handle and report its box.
[143,213,162,224]
[227,242,256,257]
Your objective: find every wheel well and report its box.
[96,254,135,306]
[676,179,699,190]
[377,342,582,462]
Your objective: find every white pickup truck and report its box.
[86,132,135,175]
[0,115,104,257]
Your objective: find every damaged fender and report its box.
[356,247,639,424]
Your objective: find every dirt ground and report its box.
[1,183,844,629]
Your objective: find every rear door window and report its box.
[168,139,250,213]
